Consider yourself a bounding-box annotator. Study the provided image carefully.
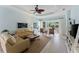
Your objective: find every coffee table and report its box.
[27,35,39,41]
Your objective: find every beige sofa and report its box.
[0,32,30,53]
[16,28,33,38]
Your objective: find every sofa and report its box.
[0,32,30,53]
[16,28,33,38]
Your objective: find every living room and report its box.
[0,5,79,53]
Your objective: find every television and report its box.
[70,24,79,38]
[17,23,28,28]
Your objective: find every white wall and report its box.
[0,6,18,33]
[71,6,79,24]
[65,6,79,35]
[0,6,35,33]
[59,19,66,35]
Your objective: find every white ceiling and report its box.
[12,5,71,16]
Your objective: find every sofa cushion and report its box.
[16,28,33,38]
[7,38,14,46]
[1,33,16,45]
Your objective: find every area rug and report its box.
[25,35,50,53]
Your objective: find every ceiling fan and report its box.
[31,5,45,14]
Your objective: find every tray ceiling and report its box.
[12,5,71,16]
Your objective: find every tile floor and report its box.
[41,32,67,53]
